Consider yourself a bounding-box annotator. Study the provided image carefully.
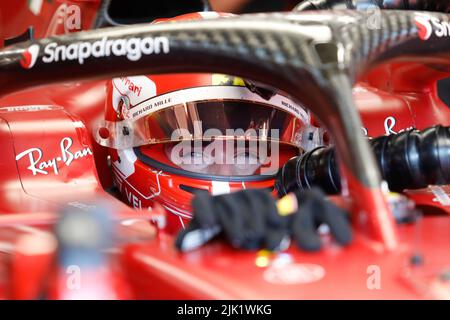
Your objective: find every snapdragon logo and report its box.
[21,36,170,69]
[415,14,450,41]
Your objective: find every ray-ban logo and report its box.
[15,137,92,175]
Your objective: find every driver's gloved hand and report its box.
[289,188,353,251]
[176,189,289,251]
[175,188,352,252]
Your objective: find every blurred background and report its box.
[209,0,299,13]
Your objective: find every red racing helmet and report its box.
[97,12,318,232]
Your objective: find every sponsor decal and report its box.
[21,36,170,69]
[361,116,414,137]
[124,187,142,209]
[415,14,450,41]
[430,186,450,206]
[15,137,93,175]
[128,86,309,123]
[116,96,131,120]
[263,263,325,285]
[130,96,172,119]
[21,44,40,69]
[112,76,157,116]
[119,77,143,97]
[67,202,96,211]
[47,4,82,35]
[383,116,414,135]
[0,105,60,113]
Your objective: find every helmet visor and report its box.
[96,89,310,151]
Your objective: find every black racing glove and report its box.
[175,188,352,252]
[290,188,353,251]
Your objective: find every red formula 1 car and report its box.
[0,0,449,299]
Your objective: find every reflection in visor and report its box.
[150,100,291,140]
[95,97,310,151]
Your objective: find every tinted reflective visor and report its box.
[96,98,309,150]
